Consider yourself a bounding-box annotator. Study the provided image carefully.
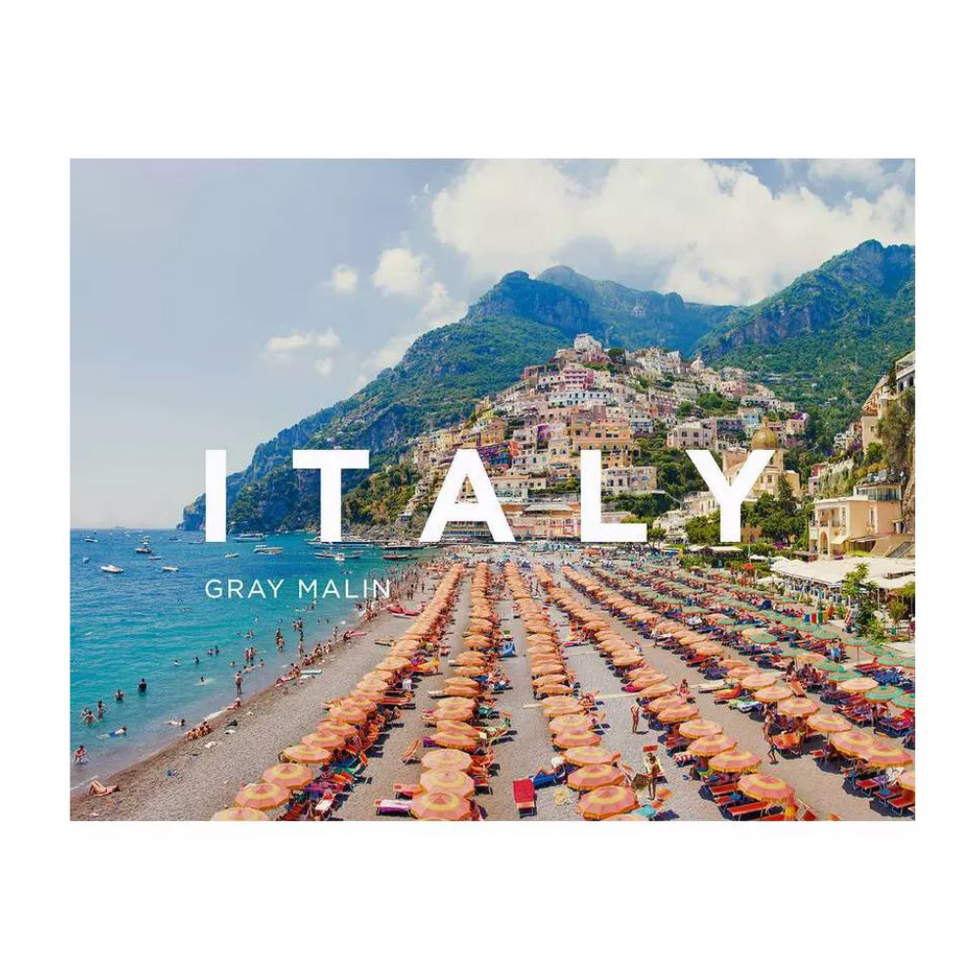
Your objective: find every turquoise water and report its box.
[70,530,418,782]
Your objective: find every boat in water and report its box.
[148,555,163,561]
[224,553,239,559]
[162,566,179,573]
[255,545,283,555]
[314,552,345,561]
[236,532,267,542]
[83,536,98,543]
[135,545,152,554]
[382,553,413,561]
[100,564,124,574]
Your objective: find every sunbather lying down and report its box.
[88,780,119,796]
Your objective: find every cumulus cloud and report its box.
[371,246,426,297]
[313,357,334,377]
[325,263,359,294]
[430,159,915,304]
[264,329,341,377]
[806,159,915,195]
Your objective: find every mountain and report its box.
[180,240,914,530]
[537,265,734,354]
[700,240,915,432]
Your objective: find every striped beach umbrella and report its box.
[646,694,686,712]
[356,679,389,694]
[893,693,915,711]
[567,764,625,792]
[864,686,902,703]
[211,806,269,821]
[657,703,699,724]
[829,730,877,757]
[281,743,332,765]
[755,685,794,703]
[410,791,471,821]
[727,665,757,680]
[543,701,586,718]
[420,768,476,798]
[637,682,677,699]
[563,745,617,767]
[234,782,289,811]
[537,682,574,696]
[740,672,783,690]
[688,733,736,756]
[678,719,723,740]
[549,714,592,735]
[577,784,639,820]
[453,666,485,678]
[737,772,795,802]
[316,719,358,738]
[328,704,368,725]
[435,720,483,738]
[777,697,820,718]
[838,677,879,694]
[301,731,346,750]
[421,748,472,771]
[554,729,602,749]
[432,730,479,751]
[708,749,761,773]
[859,741,914,768]
[629,670,666,686]
[807,712,852,734]
[262,763,313,791]
[433,704,476,722]
[898,770,915,793]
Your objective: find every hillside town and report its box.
[398,334,915,600]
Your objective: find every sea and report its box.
[70,529,422,784]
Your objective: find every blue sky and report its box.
[71,158,914,527]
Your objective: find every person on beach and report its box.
[73,745,87,764]
[234,671,243,695]
[631,699,641,734]
[763,716,778,763]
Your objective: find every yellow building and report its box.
[808,481,906,557]
[722,421,802,500]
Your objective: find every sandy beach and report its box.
[71,551,913,821]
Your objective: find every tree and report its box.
[840,562,883,639]
[879,389,915,486]
[863,441,884,466]
[685,513,720,545]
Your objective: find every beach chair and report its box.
[393,783,424,798]
[512,778,536,817]
[771,732,802,756]
[401,738,421,764]
[375,798,412,817]
[728,801,778,820]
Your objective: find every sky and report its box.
[71,158,915,527]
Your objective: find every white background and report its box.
[1,1,974,975]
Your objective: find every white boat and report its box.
[236,532,267,542]
[224,553,239,559]
[255,546,283,555]
[135,545,152,554]
[100,564,124,574]
[162,566,179,573]
[148,555,163,561]
[83,536,98,543]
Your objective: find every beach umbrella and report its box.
[577,785,639,820]
[678,719,723,740]
[420,768,475,798]
[859,741,914,768]
[637,682,677,699]
[410,791,471,821]
[211,806,269,821]
[718,658,746,669]
[543,699,585,718]
[838,677,879,695]
[657,703,699,724]
[435,720,482,738]
[646,694,686,712]
[553,729,602,749]
[533,673,569,687]
[778,697,820,718]
[549,714,592,735]
[864,686,902,703]
[301,731,346,750]
[262,763,313,791]
[421,748,472,771]
[563,745,617,767]
[807,713,852,734]
[727,665,756,680]
[612,653,644,668]
[453,666,485,678]
[433,704,476,722]
[740,673,783,690]
[829,730,877,757]
[688,733,737,756]
[281,744,332,765]
[432,730,479,751]
[455,653,488,667]
[893,693,916,711]
[316,719,358,738]
[742,628,777,645]
[898,770,915,793]
[755,685,794,703]
[234,782,289,811]
[567,764,625,792]
[328,704,368,725]
[737,772,795,802]
[708,749,761,773]
[537,683,574,696]
[356,679,389,694]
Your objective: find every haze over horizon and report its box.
[71,159,915,527]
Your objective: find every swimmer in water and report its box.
[173,659,181,666]
[73,745,87,764]
[114,689,125,701]
[137,678,147,694]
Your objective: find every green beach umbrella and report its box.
[744,629,777,644]
[711,615,736,626]
[864,686,902,702]
[893,693,916,710]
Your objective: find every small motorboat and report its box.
[81,557,90,564]
[83,536,98,543]
[162,566,179,573]
[224,553,239,559]
[100,565,124,574]
[135,546,152,554]
[148,555,163,561]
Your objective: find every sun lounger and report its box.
[771,733,802,756]
[400,738,421,763]
[728,801,780,820]
[884,792,915,814]
[375,798,411,816]
[513,778,536,816]
[393,783,424,798]
[531,765,566,789]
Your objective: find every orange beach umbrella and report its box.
[577,785,639,820]
[234,782,289,811]
[211,806,269,821]
[410,791,471,821]
[737,772,795,802]
[262,763,313,790]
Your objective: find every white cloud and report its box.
[315,329,340,351]
[265,331,313,356]
[421,281,468,328]
[314,357,334,377]
[326,264,359,294]
[371,246,426,297]
[430,159,915,304]
[806,159,914,195]
[264,329,342,375]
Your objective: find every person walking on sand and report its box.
[631,699,641,734]
[234,671,243,696]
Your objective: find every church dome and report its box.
[751,421,779,450]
